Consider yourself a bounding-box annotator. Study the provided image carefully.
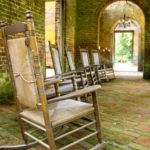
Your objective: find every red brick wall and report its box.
[64,0,150,78]
[0,0,45,73]
[0,0,45,103]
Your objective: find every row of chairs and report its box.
[0,11,104,149]
[47,42,115,92]
[79,48,115,84]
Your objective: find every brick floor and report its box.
[135,137,150,147]
[0,73,150,150]
[98,77,150,150]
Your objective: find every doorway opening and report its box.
[45,0,56,77]
[114,31,137,71]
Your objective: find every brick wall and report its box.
[75,0,104,67]
[99,1,145,70]
[55,0,77,71]
[0,0,45,103]
[65,0,150,78]
[143,0,150,78]
[0,0,45,71]
[65,0,76,68]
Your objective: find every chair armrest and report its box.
[91,64,104,69]
[44,75,59,80]
[44,76,61,86]
[44,78,61,86]
[44,73,76,87]
[61,71,75,76]
[47,85,101,103]
[61,74,77,80]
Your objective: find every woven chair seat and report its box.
[20,99,94,127]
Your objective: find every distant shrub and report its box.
[0,73,13,104]
[144,64,150,79]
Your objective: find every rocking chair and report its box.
[80,48,97,85]
[91,49,115,80]
[0,10,103,150]
[65,48,88,88]
[45,41,78,98]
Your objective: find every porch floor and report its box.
[0,71,150,150]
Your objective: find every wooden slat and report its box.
[48,85,101,103]
[55,121,96,141]
[0,142,38,150]
[58,131,98,150]
[4,23,28,36]
[24,132,49,149]
[21,118,46,132]
[44,77,61,86]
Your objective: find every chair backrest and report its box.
[7,37,40,109]
[65,49,76,71]
[91,49,101,65]
[0,12,46,110]
[80,48,90,67]
[49,41,62,75]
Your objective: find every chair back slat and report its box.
[80,49,90,67]
[92,52,100,65]
[49,42,62,75]
[51,48,62,74]
[66,50,75,71]
[7,37,40,109]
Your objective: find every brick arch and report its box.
[97,0,145,73]
[98,0,145,46]
[110,19,143,71]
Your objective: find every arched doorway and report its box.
[98,1,145,73]
[112,19,142,72]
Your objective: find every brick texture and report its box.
[0,0,45,73]
[64,0,150,78]
[0,0,45,103]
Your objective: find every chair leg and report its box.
[46,128,56,150]
[18,116,28,144]
[92,92,102,143]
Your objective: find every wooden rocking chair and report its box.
[80,48,98,85]
[45,41,78,98]
[65,48,88,88]
[0,10,103,150]
[91,49,115,80]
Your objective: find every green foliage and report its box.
[144,64,150,79]
[115,32,133,63]
[0,74,13,104]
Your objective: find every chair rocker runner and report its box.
[0,10,103,150]
[91,49,115,80]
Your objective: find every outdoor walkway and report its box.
[0,72,150,150]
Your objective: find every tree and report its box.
[115,32,132,62]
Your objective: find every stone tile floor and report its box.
[0,72,150,150]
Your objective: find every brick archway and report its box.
[110,19,142,71]
[98,0,145,73]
